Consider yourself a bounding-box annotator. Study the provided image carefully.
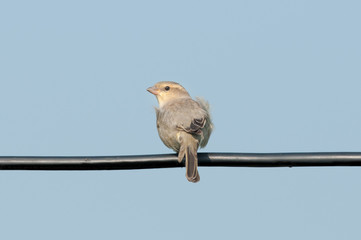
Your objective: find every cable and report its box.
[1,152,361,170]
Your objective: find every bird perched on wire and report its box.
[147,81,213,183]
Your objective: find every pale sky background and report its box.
[1,1,361,239]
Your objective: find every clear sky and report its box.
[1,1,361,239]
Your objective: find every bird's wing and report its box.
[179,117,206,135]
[173,99,208,136]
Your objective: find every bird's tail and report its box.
[185,145,200,183]
[178,134,200,183]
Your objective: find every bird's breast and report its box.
[156,118,180,152]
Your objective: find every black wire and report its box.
[1,152,361,170]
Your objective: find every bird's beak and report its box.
[147,86,160,95]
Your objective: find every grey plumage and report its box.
[147,81,213,183]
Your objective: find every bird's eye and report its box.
[165,86,170,91]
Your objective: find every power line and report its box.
[1,152,361,170]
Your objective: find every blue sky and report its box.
[1,1,361,239]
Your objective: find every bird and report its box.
[147,81,213,182]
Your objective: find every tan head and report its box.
[147,81,190,107]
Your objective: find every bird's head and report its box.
[147,81,190,108]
